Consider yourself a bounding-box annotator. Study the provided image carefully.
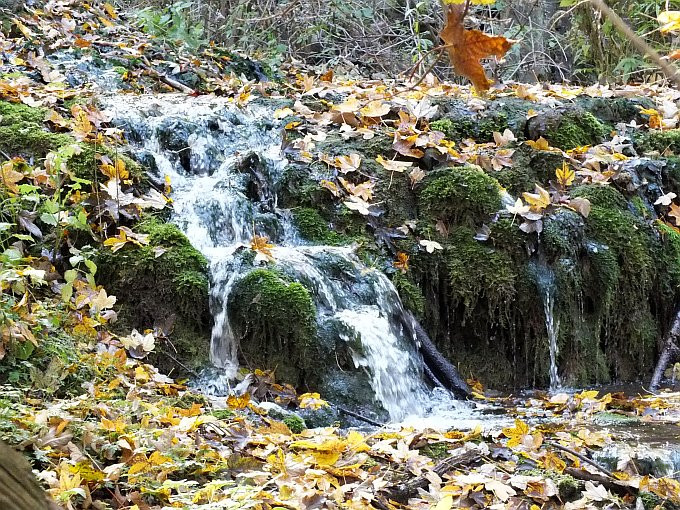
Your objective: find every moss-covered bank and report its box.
[96,218,211,373]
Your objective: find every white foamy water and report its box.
[102,93,441,421]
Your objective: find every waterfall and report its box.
[102,94,430,421]
[531,261,561,391]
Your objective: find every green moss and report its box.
[228,269,317,385]
[571,184,627,209]
[67,142,145,182]
[418,166,502,224]
[544,111,606,150]
[292,207,349,246]
[283,414,306,433]
[392,272,425,318]
[430,118,475,141]
[637,129,680,155]
[477,112,509,142]
[542,210,585,259]
[445,227,516,316]
[210,409,235,420]
[96,217,210,372]
[420,443,450,460]
[0,100,74,158]
[658,221,680,292]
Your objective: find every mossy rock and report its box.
[95,217,210,373]
[228,269,317,386]
[527,108,606,150]
[0,100,73,158]
[418,165,502,224]
[496,146,565,195]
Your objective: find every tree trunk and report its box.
[0,442,53,510]
[650,308,680,390]
[407,312,471,398]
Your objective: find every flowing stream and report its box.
[102,94,430,421]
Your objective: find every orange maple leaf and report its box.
[440,4,514,91]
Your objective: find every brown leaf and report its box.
[440,4,514,91]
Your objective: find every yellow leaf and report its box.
[360,101,391,118]
[434,495,453,510]
[555,161,574,188]
[134,366,150,383]
[659,11,680,33]
[227,393,251,410]
[543,451,566,473]
[346,430,370,453]
[250,235,275,262]
[299,392,329,410]
[522,184,551,212]
[526,137,553,151]
[128,461,149,476]
[376,155,413,173]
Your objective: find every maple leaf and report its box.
[376,155,413,173]
[0,160,24,193]
[655,192,677,206]
[335,153,362,173]
[526,137,556,151]
[523,184,551,212]
[439,3,514,91]
[659,11,680,33]
[393,252,409,273]
[250,235,275,262]
[555,161,575,188]
[298,392,329,410]
[420,239,443,253]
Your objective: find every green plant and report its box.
[137,1,207,50]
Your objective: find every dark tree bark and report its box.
[650,308,680,390]
[407,312,471,398]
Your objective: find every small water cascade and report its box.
[531,261,561,391]
[102,94,432,421]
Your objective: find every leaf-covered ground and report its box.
[2,1,680,509]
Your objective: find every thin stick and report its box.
[547,440,615,479]
[589,0,680,87]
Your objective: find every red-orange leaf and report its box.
[440,4,514,91]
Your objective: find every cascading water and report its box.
[102,94,430,421]
[531,261,561,391]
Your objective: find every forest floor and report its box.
[2,2,680,510]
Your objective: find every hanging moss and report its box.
[95,217,210,372]
[418,166,502,224]
[228,269,317,385]
[445,227,517,317]
[0,100,74,158]
[392,272,426,319]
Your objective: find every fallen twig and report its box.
[377,448,481,505]
[338,406,385,427]
[547,440,615,479]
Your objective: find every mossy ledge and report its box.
[0,101,73,158]
[95,217,211,374]
[228,269,317,386]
